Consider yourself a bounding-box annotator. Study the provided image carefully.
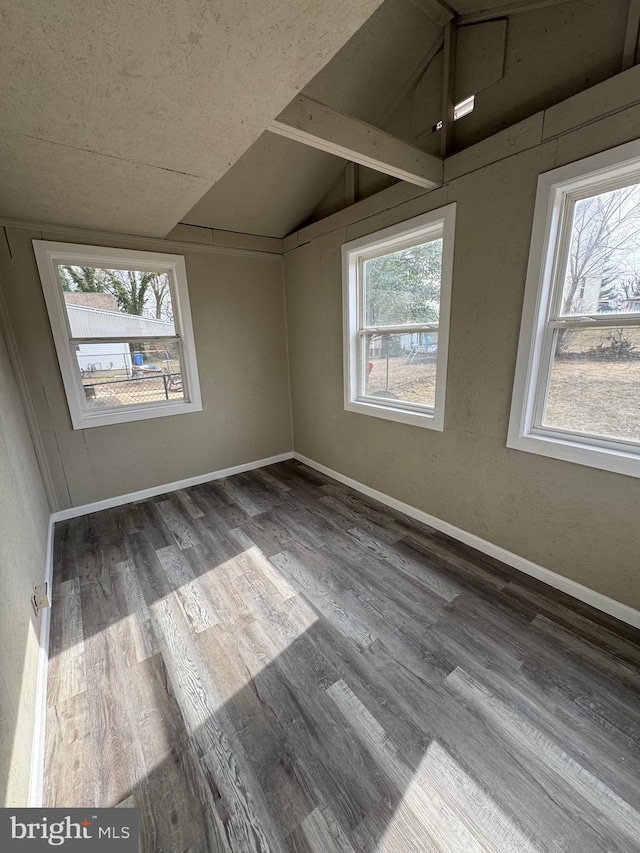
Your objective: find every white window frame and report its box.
[33,240,202,430]
[342,205,456,430]
[508,139,640,478]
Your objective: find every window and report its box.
[33,241,202,429]
[433,95,475,132]
[342,205,456,430]
[508,139,640,478]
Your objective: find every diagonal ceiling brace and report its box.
[268,95,443,190]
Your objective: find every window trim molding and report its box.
[342,205,456,431]
[33,240,202,430]
[507,139,640,478]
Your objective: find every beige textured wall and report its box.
[0,306,50,805]
[284,102,640,610]
[0,228,292,509]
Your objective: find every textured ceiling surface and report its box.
[0,0,384,236]
[182,133,347,238]
[182,0,441,237]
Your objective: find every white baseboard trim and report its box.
[293,452,640,630]
[51,452,295,522]
[28,516,55,807]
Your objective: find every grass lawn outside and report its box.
[366,354,639,444]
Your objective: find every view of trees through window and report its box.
[59,265,174,322]
[544,182,640,444]
[58,264,182,410]
[562,183,640,315]
[363,240,442,407]
[365,240,442,326]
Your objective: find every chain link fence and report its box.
[83,371,184,409]
[366,332,439,407]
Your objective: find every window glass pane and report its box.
[560,183,640,316]
[78,339,184,410]
[364,239,442,326]
[57,265,176,338]
[365,332,438,408]
[542,327,640,443]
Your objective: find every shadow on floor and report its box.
[43,460,640,852]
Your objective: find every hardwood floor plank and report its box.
[521,655,640,752]
[346,526,462,603]
[413,739,540,853]
[226,620,384,833]
[229,528,298,602]
[134,746,233,853]
[351,798,438,853]
[327,679,487,853]
[149,591,288,853]
[532,613,640,692]
[47,577,86,706]
[216,476,269,518]
[52,520,77,583]
[270,550,376,649]
[445,666,640,850]
[317,494,404,545]
[197,624,315,838]
[44,461,640,853]
[469,658,640,805]
[359,644,612,850]
[157,496,201,549]
[253,467,293,494]
[449,589,640,744]
[110,559,158,666]
[156,545,219,633]
[43,692,94,807]
[503,578,640,646]
[175,487,206,519]
[298,806,357,853]
[82,625,148,806]
[399,530,509,591]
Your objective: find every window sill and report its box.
[70,398,203,430]
[506,430,640,479]
[345,398,444,431]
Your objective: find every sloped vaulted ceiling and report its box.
[181,0,443,237]
[0,0,384,237]
[181,0,631,239]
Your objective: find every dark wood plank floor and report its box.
[45,460,640,852]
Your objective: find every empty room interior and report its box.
[2,0,640,849]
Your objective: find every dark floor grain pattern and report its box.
[44,460,640,852]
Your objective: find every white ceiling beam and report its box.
[407,0,455,26]
[269,96,444,190]
[458,0,576,25]
[270,97,443,189]
[622,0,640,70]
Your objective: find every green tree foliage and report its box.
[106,270,153,316]
[58,265,171,318]
[59,265,106,292]
[365,241,442,326]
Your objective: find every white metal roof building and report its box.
[65,304,176,374]
[66,304,175,338]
